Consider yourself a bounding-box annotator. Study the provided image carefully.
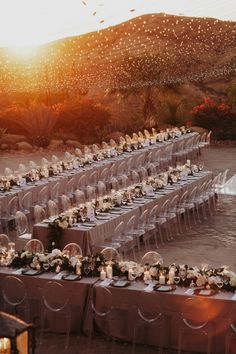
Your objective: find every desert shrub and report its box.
[55,97,111,144]
[191,97,236,140]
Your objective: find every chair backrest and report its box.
[48,200,59,218]
[2,276,27,307]
[97,181,106,197]
[18,163,27,174]
[75,148,83,157]
[181,297,210,330]
[15,211,30,236]
[91,286,113,318]
[41,281,69,312]
[60,194,71,212]
[149,205,159,223]
[114,221,125,240]
[139,167,148,182]
[136,291,162,323]
[62,243,82,257]
[86,186,96,201]
[110,177,119,191]
[41,157,50,167]
[131,171,140,184]
[100,167,109,182]
[24,239,44,253]
[51,182,61,202]
[38,186,49,205]
[77,174,86,190]
[7,196,19,217]
[138,209,149,228]
[126,215,137,233]
[34,205,46,223]
[101,247,120,261]
[74,189,86,205]
[65,178,75,196]
[120,175,129,189]
[0,234,10,250]
[21,191,33,212]
[89,171,98,186]
[4,167,13,177]
[200,132,207,143]
[140,251,163,267]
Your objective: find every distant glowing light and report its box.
[6,45,38,59]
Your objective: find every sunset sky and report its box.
[0,0,236,47]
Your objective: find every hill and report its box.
[0,13,236,93]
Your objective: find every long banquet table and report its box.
[33,171,212,254]
[0,132,197,212]
[0,267,235,353]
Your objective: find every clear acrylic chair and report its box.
[89,170,98,188]
[140,251,163,267]
[132,291,164,354]
[18,163,27,174]
[47,200,59,218]
[74,189,86,206]
[39,281,71,349]
[60,194,71,212]
[4,167,13,177]
[38,186,49,209]
[15,211,32,240]
[86,186,96,201]
[75,148,83,158]
[2,276,30,322]
[110,177,119,191]
[100,247,121,261]
[97,181,107,197]
[177,297,213,354]
[65,178,76,200]
[50,181,61,202]
[24,239,44,253]
[41,157,49,168]
[21,191,33,217]
[0,196,19,233]
[77,174,87,190]
[87,286,114,354]
[62,242,83,257]
[34,205,46,223]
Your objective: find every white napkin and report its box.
[53,271,66,280]
[185,288,194,295]
[232,293,236,301]
[144,284,154,292]
[12,268,23,275]
[100,279,113,287]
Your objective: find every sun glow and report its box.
[6,45,38,59]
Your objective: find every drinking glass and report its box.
[174,276,180,285]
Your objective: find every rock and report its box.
[48,139,64,150]
[0,143,8,150]
[65,139,81,148]
[16,141,33,151]
[1,134,26,144]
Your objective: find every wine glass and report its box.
[43,262,50,272]
[215,277,224,290]
[174,276,180,285]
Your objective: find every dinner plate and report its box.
[62,273,82,281]
[22,269,43,276]
[193,288,217,297]
[154,284,176,292]
[111,280,130,288]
